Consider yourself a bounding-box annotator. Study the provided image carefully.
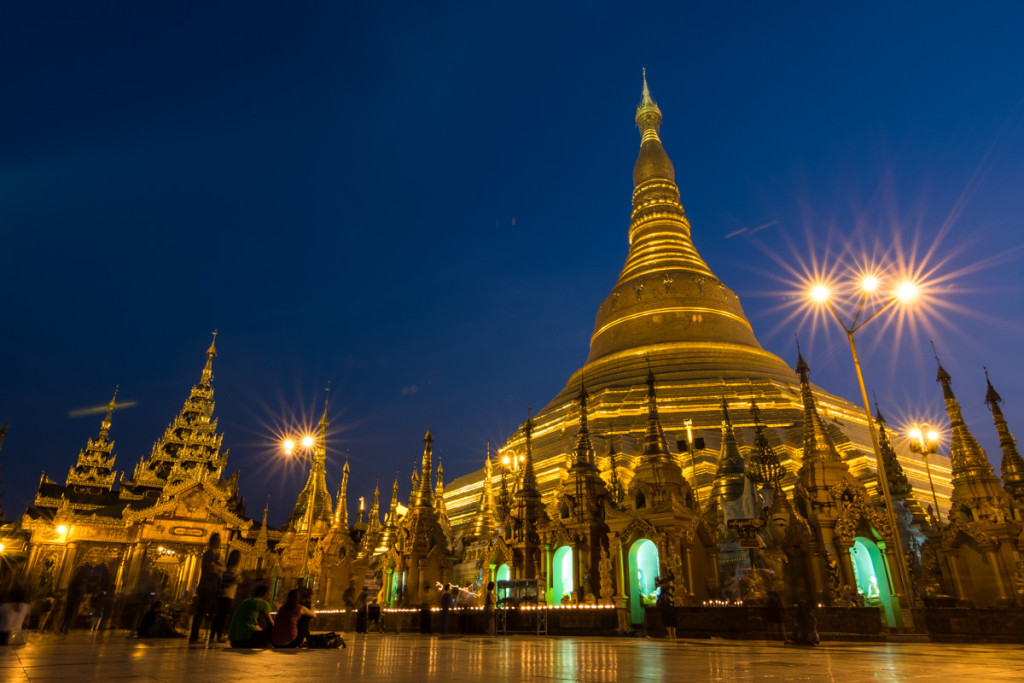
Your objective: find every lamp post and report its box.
[908,424,943,523]
[283,433,317,586]
[809,274,919,614]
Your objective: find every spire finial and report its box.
[317,381,331,434]
[635,69,663,140]
[200,331,218,386]
[984,367,1003,407]
[794,334,809,378]
[99,385,119,438]
[872,389,885,423]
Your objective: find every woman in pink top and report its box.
[272,589,315,648]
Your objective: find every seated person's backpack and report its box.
[305,631,344,649]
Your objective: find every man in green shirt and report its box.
[228,584,274,648]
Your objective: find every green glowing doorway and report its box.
[552,546,574,604]
[850,537,896,626]
[628,539,660,624]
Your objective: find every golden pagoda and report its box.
[444,73,952,551]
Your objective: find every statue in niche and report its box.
[598,548,614,603]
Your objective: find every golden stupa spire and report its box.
[316,381,330,445]
[284,385,334,533]
[984,369,1024,499]
[585,71,774,367]
[795,341,843,463]
[470,448,499,540]
[368,480,381,531]
[414,425,434,508]
[572,377,596,467]
[519,409,540,495]
[935,355,992,481]
[711,397,746,503]
[874,399,912,499]
[334,460,350,528]
[640,368,671,458]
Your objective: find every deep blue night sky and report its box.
[3,3,1023,526]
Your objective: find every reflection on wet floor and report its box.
[3,632,1024,682]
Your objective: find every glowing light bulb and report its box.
[56,525,68,535]
[927,430,940,443]
[862,276,879,292]
[896,282,917,301]
[908,428,922,442]
[811,285,830,302]
[0,543,5,553]
[283,438,296,453]
[301,435,315,449]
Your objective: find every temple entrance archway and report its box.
[850,537,896,626]
[495,563,511,584]
[551,546,573,604]
[627,539,659,624]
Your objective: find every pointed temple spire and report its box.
[746,399,785,487]
[470,448,499,540]
[874,400,913,499]
[795,342,843,463]
[572,378,597,468]
[414,426,434,508]
[387,474,400,521]
[984,369,1024,501]
[368,481,381,532]
[935,356,994,481]
[435,456,449,522]
[375,474,401,552]
[285,387,334,534]
[519,410,541,496]
[125,336,227,488]
[67,387,120,489]
[334,460,350,529]
[640,368,671,458]
[711,398,746,504]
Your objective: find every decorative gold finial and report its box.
[200,331,218,386]
[636,68,662,141]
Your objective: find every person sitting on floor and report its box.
[228,584,274,648]
[272,589,315,648]
[137,601,184,638]
[0,588,32,646]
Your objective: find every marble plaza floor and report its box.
[2,632,1024,682]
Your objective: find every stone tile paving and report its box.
[2,632,1024,682]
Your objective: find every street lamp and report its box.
[283,433,319,586]
[808,273,920,615]
[907,424,943,523]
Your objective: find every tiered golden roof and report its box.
[66,388,120,490]
[124,332,228,489]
